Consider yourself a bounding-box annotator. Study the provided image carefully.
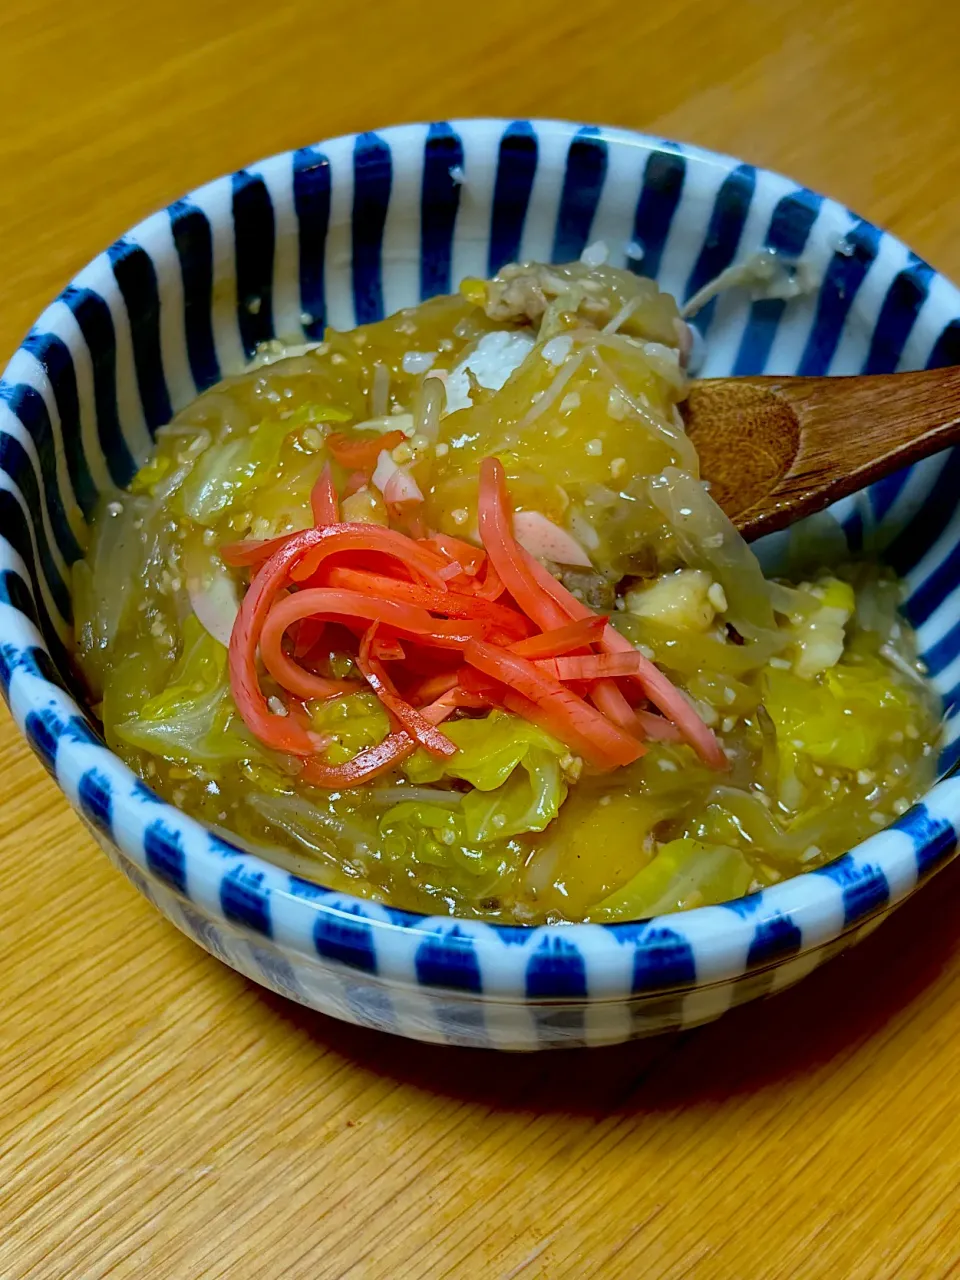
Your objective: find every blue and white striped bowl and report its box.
[3,119,960,1050]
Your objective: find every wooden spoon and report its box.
[682,366,960,540]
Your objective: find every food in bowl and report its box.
[71,254,941,924]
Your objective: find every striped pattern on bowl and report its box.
[2,119,959,1049]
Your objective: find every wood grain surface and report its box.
[685,365,960,540]
[2,2,960,1275]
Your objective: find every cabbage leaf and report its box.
[590,838,752,920]
[309,691,392,765]
[384,712,568,853]
[762,656,916,775]
[115,616,261,766]
[176,428,286,525]
[404,710,565,790]
[460,747,565,843]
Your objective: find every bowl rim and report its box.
[3,115,960,1004]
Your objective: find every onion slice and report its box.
[185,544,240,647]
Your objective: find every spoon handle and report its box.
[684,364,960,540]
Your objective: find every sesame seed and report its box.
[610,457,626,480]
[434,442,449,457]
[607,388,627,420]
[559,753,583,782]
[585,439,603,457]
[401,350,437,375]
[580,240,609,267]
[451,508,469,526]
[541,335,574,366]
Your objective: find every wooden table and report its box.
[3,1,960,1275]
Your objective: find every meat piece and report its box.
[481,262,622,330]
[557,568,618,613]
[482,263,564,326]
[479,259,684,346]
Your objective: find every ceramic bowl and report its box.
[3,119,960,1050]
